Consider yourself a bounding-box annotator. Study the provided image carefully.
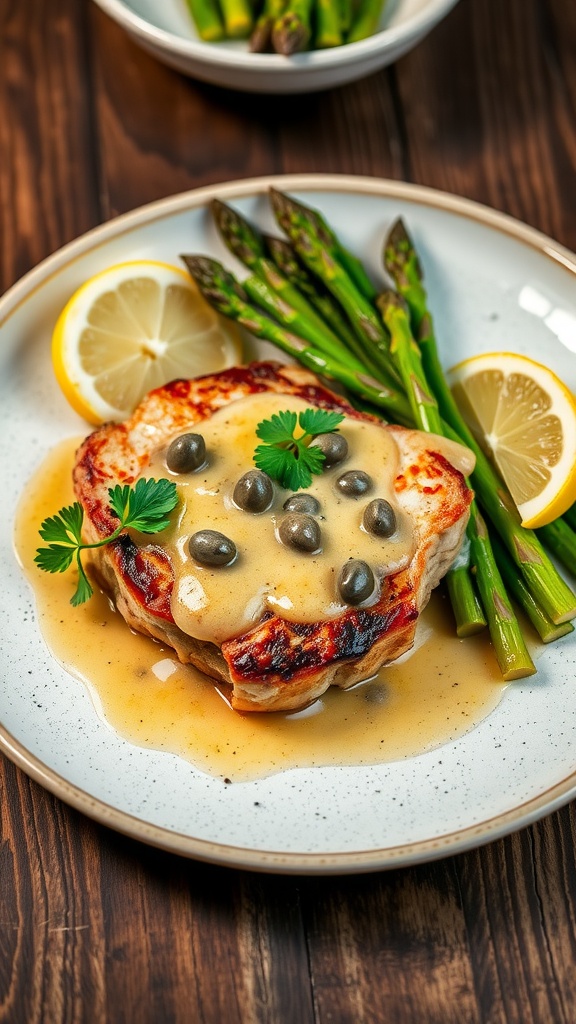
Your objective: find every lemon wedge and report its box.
[449,352,576,529]
[52,261,242,424]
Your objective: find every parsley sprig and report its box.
[253,407,345,491]
[35,477,179,607]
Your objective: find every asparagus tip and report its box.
[384,217,424,281]
[249,17,273,52]
[386,217,412,250]
[211,198,233,235]
[376,288,409,316]
[271,14,310,55]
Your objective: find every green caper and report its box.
[283,493,321,515]
[310,432,348,467]
[338,559,376,605]
[336,470,372,498]
[278,513,321,553]
[233,470,274,513]
[166,433,206,474]
[363,498,397,538]
[188,530,237,566]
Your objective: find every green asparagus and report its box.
[213,199,362,366]
[272,0,313,53]
[378,289,534,676]
[186,0,225,41]
[270,188,400,385]
[264,233,386,377]
[181,255,414,425]
[467,504,536,679]
[242,272,365,367]
[536,519,576,576]
[316,0,343,47]
[249,0,286,51]
[563,502,576,533]
[270,187,378,302]
[348,0,387,43]
[219,0,253,37]
[338,0,355,35]
[383,216,576,626]
[186,0,390,50]
[490,532,574,644]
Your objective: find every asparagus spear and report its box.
[270,187,377,302]
[490,532,574,644]
[181,255,414,425]
[316,0,343,48]
[264,233,386,377]
[536,519,576,576]
[270,188,399,384]
[250,0,286,51]
[186,0,225,41]
[563,503,576,533]
[339,0,355,35]
[212,200,361,366]
[272,0,313,54]
[378,290,534,675]
[241,272,365,367]
[377,290,442,434]
[220,0,253,38]
[348,0,387,43]
[383,217,576,625]
[467,505,536,679]
[445,546,487,637]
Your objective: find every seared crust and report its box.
[74,362,473,712]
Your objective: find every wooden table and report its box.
[2,1,576,1020]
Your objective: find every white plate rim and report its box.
[91,0,460,72]
[2,172,576,875]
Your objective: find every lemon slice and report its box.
[449,352,576,529]
[52,260,242,424]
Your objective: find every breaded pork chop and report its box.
[74,362,474,712]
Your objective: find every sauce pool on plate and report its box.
[14,438,507,783]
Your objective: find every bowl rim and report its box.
[91,0,460,72]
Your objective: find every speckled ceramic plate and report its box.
[2,175,576,874]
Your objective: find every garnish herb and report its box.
[253,407,345,490]
[35,477,179,606]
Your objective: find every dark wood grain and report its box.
[2,0,576,1021]
[0,0,99,292]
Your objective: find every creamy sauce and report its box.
[13,438,508,783]
[145,393,413,643]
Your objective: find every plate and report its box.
[2,175,576,875]
[92,0,460,94]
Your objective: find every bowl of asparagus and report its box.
[92,0,460,93]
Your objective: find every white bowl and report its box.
[91,0,460,93]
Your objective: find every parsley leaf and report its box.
[109,478,179,533]
[297,408,346,436]
[35,477,179,606]
[253,407,345,491]
[255,409,298,445]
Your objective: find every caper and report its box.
[188,530,237,567]
[310,432,348,468]
[363,498,397,538]
[283,493,321,515]
[278,513,321,553]
[336,470,372,498]
[233,470,274,513]
[166,433,206,474]
[338,559,376,605]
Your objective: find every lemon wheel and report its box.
[52,261,242,424]
[449,352,576,529]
